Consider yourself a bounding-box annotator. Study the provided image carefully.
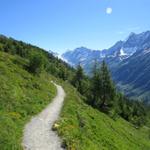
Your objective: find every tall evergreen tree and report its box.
[99,61,116,108]
[72,64,84,94]
[91,60,116,110]
[90,60,101,106]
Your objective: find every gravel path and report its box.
[22,83,65,150]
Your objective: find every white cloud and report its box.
[106,7,112,14]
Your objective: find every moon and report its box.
[106,7,113,14]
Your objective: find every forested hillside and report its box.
[0,35,74,80]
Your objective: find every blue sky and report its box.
[0,0,150,54]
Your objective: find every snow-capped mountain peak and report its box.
[62,31,150,72]
[119,48,127,56]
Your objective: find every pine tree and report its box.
[72,64,84,94]
[90,60,101,106]
[90,60,116,110]
[99,61,116,108]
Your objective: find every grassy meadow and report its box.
[56,82,150,150]
[0,52,56,149]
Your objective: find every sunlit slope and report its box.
[57,83,150,150]
[0,52,56,149]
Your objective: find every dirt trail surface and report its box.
[22,83,65,150]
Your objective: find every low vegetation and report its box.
[0,35,75,149]
[0,52,57,149]
[57,82,150,150]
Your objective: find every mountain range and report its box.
[62,31,150,101]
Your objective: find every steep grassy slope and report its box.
[56,82,150,150]
[0,52,56,149]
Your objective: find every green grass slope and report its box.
[57,82,150,150]
[0,52,56,150]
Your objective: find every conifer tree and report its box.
[90,60,101,106]
[99,61,116,108]
[72,64,84,94]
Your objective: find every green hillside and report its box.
[0,35,150,150]
[0,51,56,149]
[0,35,75,149]
[57,82,150,150]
